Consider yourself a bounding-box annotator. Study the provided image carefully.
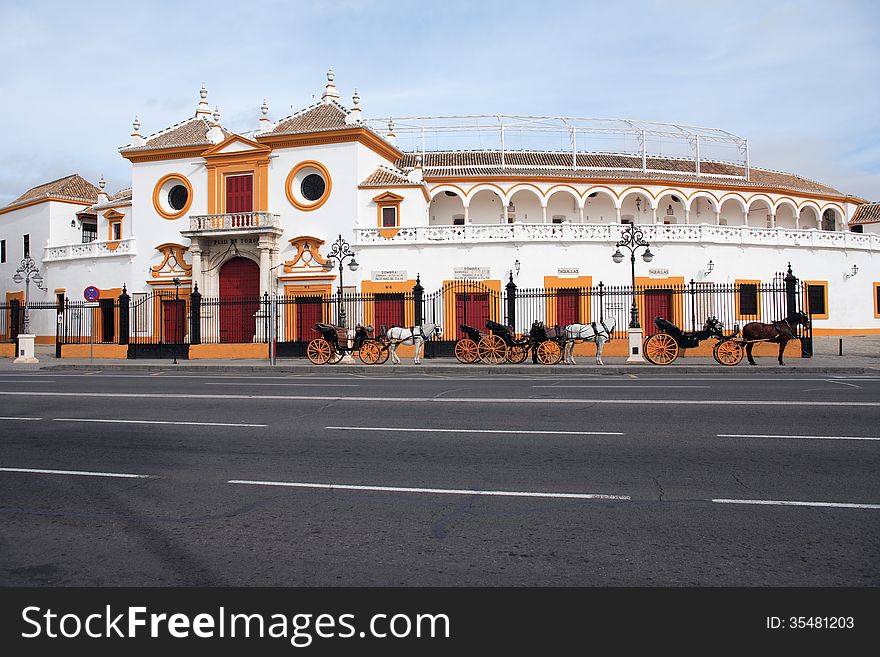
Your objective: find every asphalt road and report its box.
[0,370,878,586]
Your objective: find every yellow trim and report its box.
[285,160,332,211]
[874,282,880,320]
[107,219,122,241]
[374,191,403,229]
[542,275,592,326]
[635,276,686,330]
[283,236,329,274]
[152,173,193,220]
[102,208,125,220]
[361,280,417,331]
[0,196,94,216]
[257,127,402,163]
[203,136,271,215]
[440,279,502,341]
[803,280,829,320]
[734,279,762,320]
[282,283,333,341]
[121,145,207,163]
[812,328,880,336]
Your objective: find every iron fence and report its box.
[50,267,814,358]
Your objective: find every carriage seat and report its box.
[653,316,681,337]
[485,320,514,336]
[356,324,375,338]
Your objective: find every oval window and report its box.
[301,174,326,202]
[168,185,189,211]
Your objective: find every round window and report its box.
[168,185,189,211]
[301,174,326,202]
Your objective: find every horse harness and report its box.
[589,320,613,342]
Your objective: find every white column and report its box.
[715,211,721,225]
[769,213,776,228]
[502,204,508,224]
[579,205,585,223]
[742,209,748,227]
[542,205,547,224]
[684,209,690,225]
[464,204,470,225]
[651,207,658,224]
[190,242,202,292]
[615,207,621,223]
[259,242,271,296]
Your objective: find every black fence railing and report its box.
[48,267,814,359]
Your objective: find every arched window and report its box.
[821,209,836,231]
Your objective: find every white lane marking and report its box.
[0,379,55,383]
[532,385,710,389]
[0,467,153,479]
[0,416,43,421]
[325,426,623,436]
[204,382,360,387]
[2,391,878,406]
[228,480,630,501]
[823,379,861,388]
[713,498,880,510]
[718,433,880,442]
[52,418,267,428]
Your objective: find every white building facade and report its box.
[2,69,879,357]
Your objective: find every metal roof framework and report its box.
[365,115,750,179]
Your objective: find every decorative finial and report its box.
[388,119,395,134]
[99,175,106,190]
[213,106,221,123]
[196,85,211,118]
[200,85,208,100]
[415,153,422,167]
[321,66,341,104]
[327,66,335,82]
[352,89,360,107]
[261,99,269,116]
[132,116,140,133]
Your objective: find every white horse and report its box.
[562,318,616,365]
[387,322,441,365]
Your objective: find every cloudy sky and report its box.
[1,0,878,203]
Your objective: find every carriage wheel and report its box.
[536,340,563,365]
[477,334,507,364]
[358,341,382,365]
[306,338,333,365]
[374,343,390,365]
[506,344,528,364]
[454,338,479,364]
[713,339,744,367]
[644,333,679,365]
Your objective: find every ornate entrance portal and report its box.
[219,257,259,343]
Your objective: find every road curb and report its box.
[40,362,880,375]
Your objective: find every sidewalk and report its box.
[3,336,877,375]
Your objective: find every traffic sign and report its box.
[83,286,100,302]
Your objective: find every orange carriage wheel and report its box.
[506,344,528,364]
[358,341,382,365]
[306,338,333,365]
[477,334,508,364]
[713,339,744,366]
[454,338,479,364]
[536,340,563,365]
[644,333,679,365]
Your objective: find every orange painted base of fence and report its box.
[568,340,801,359]
[190,344,267,359]
[0,344,16,358]
[61,344,128,359]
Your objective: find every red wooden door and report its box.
[296,297,324,341]
[219,257,260,343]
[225,175,253,214]
[374,294,405,332]
[455,292,489,338]
[644,289,672,334]
[555,289,580,326]
[162,299,185,343]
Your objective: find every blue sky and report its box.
[1,0,878,203]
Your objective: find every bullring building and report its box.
[0,68,877,359]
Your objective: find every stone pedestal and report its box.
[14,334,39,364]
[625,327,645,363]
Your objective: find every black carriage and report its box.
[306,323,389,365]
[643,316,742,366]
[476,320,565,365]
[454,324,485,363]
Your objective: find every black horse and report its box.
[741,311,810,365]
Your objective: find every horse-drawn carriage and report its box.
[306,323,390,365]
[643,311,810,366]
[642,316,741,366]
[454,320,567,365]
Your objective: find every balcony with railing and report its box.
[44,238,137,262]
[354,223,880,251]
[184,212,283,236]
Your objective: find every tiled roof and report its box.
[851,202,880,225]
[394,151,842,196]
[359,166,419,186]
[6,173,100,209]
[260,102,350,137]
[112,187,132,200]
[120,117,232,153]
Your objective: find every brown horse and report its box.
[741,311,810,365]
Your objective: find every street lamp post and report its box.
[12,256,45,335]
[612,223,653,362]
[322,234,359,327]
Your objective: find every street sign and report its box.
[83,286,99,302]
